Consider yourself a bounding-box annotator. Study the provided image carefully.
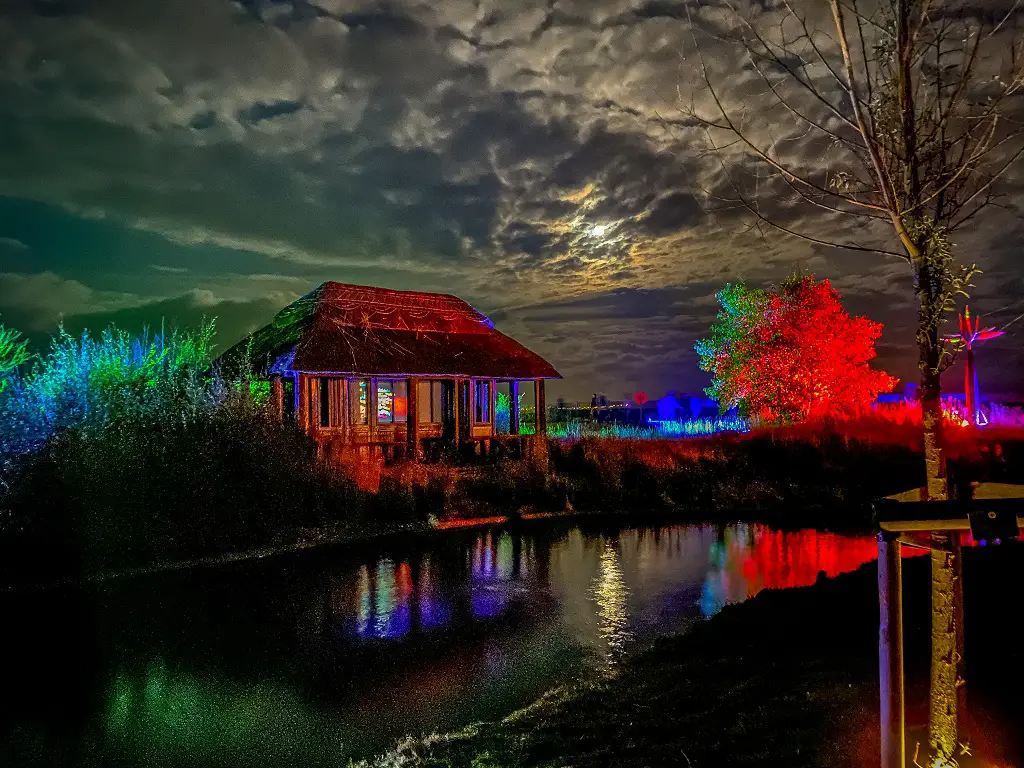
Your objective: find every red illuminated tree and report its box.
[697,275,896,422]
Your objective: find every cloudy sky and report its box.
[1,0,1022,401]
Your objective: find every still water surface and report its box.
[1,522,879,767]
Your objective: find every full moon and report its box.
[590,223,611,238]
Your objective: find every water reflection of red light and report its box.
[396,562,413,601]
[744,527,881,591]
[701,526,925,618]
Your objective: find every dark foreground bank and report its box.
[358,543,1023,768]
[4,413,1022,589]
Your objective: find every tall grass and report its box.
[0,323,228,458]
[0,322,363,585]
[0,322,30,395]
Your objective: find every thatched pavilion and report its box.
[223,282,560,460]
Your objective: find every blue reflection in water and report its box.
[352,531,525,637]
[700,578,725,619]
[374,560,395,637]
[470,531,516,619]
[418,556,451,630]
[701,535,730,618]
[354,559,413,639]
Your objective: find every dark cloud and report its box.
[1,0,1023,400]
[55,293,286,356]
[238,99,304,124]
[637,192,704,236]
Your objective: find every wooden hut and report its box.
[223,281,560,460]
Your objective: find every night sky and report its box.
[1,0,1022,402]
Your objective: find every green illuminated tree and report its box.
[697,276,895,422]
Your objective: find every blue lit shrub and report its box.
[0,322,360,583]
[535,417,750,440]
[495,390,526,434]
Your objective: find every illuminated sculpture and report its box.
[948,305,1004,426]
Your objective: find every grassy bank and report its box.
[5,416,1022,587]
[392,423,1024,531]
[356,543,1023,768]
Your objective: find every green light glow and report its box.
[101,662,351,765]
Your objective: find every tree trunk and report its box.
[929,538,958,761]
[919,349,946,502]
[919,301,959,762]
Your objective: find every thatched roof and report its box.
[221,282,560,380]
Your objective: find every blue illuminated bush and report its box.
[0,321,367,583]
[495,390,526,434]
[528,417,750,440]
[0,322,258,461]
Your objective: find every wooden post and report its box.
[531,379,548,470]
[950,485,968,737]
[879,532,905,768]
[453,378,462,449]
[407,377,420,459]
[296,373,309,432]
[510,381,521,435]
[535,379,547,435]
[367,378,377,447]
[490,379,497,437]
[271,375,283,422]
[952,533,966,736]
[930,533,958,759]
[311,376,323,432]
[341,377,351,443]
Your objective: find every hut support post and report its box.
[271,375,284,422]
[510,381,521,435]
[341,377,350,443]
[534,379,547,435]
[297,373,309,431]
[878,532,905,768]
[367,378,377,452]
[531,379,548,469]
[407,377,420,459]
[453,379,462,451]
[953,534,966,736]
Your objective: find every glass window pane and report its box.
[349,379,367,424]
[377,379,394,425]
[417,381,432,423]
[432,382,443,422]
[474,381,490,423]
[394,380,408,423]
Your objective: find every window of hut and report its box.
[417,381,443,423]
[474,380,491,423]
[376,379,408,424]
[349,379,368,425]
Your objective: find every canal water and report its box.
[1,522,880,767]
